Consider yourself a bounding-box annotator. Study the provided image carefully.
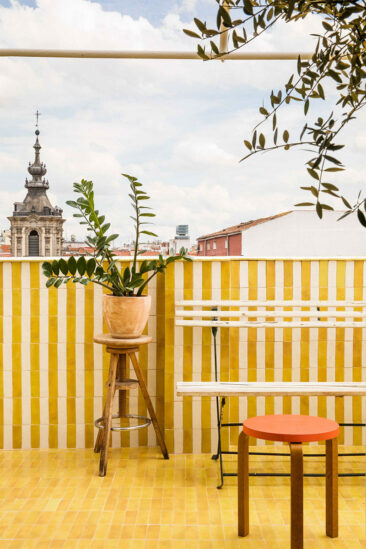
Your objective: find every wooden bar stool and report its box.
[93,333,169,476]
[238,414,339,548]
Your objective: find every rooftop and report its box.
[0,255,364,547]
[197,211,292,240]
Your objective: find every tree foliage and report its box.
[42,175,191,296]
[185,0,366,226]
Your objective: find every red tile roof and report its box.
[139,250,160,256]
[112,249,131,256]
[197,211,292,240]
[0,244,10,256]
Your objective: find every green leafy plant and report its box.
[185,0,366,225]
[42,174,191,295]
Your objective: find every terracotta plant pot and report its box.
[103,294,151,338]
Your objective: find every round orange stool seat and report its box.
[243,414,339,443]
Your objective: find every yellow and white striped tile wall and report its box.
[166,258,366,454]
[0,258,161,450]
[0,257,365,452]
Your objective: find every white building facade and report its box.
[242,210,366,257]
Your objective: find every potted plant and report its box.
[42,174,191,338]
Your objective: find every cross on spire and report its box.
[35,110,41,128]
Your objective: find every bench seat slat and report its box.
[176,381,366,397]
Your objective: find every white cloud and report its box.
[176,0,212,15]
[171,139,237,168]
[0,0,364,245]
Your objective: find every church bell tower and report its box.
[8,114,65,257]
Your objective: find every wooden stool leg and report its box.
[130,352,169,459]
[118,353,127,418]
[326,438,338,537]
[94,400,106,453]
[290,442,303,549]
[238,431,249,537]
[95,354,125,454]
[99,353,118,476]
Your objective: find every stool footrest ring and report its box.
[94,413,151,432]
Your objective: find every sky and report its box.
[0,0,365,245]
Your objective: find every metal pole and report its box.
[219,1,230,60]
[0,49,313,60]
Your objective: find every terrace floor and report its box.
[0,446,364,548]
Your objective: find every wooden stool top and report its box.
[243,414,339,443]
[94,333,152,348]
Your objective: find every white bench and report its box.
[175,300,366,487]
[176,299,366,395]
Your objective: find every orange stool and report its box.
[238,414,339,548]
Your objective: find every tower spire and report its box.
[26,111,48,189]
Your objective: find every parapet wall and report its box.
[0,258,365,451]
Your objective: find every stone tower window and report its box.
[28,230,39,256]
[16,236,22,256]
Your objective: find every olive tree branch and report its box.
[240,140,314,162]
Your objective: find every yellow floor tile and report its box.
[0,446,363,548]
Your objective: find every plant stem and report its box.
[137,271,158,296]
[132,184,139,274]
[78,185,124,293]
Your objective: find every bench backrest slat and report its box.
[176,300,366,307]
[176,299,366,328]
[176,310,365,318]
[176,319,366,328]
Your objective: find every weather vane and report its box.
[35,110,41,128]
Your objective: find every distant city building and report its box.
[197,210,366,257]
[197,213,288,256]
[0,230,11,256]
[0,229,11,257]
[169,225,190,254]
[63,230,191,258]
[115,240,170,256]
[62,235,93,256]
[62,236,171,257]
[8,120,64,257]
[0,229,11,245]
